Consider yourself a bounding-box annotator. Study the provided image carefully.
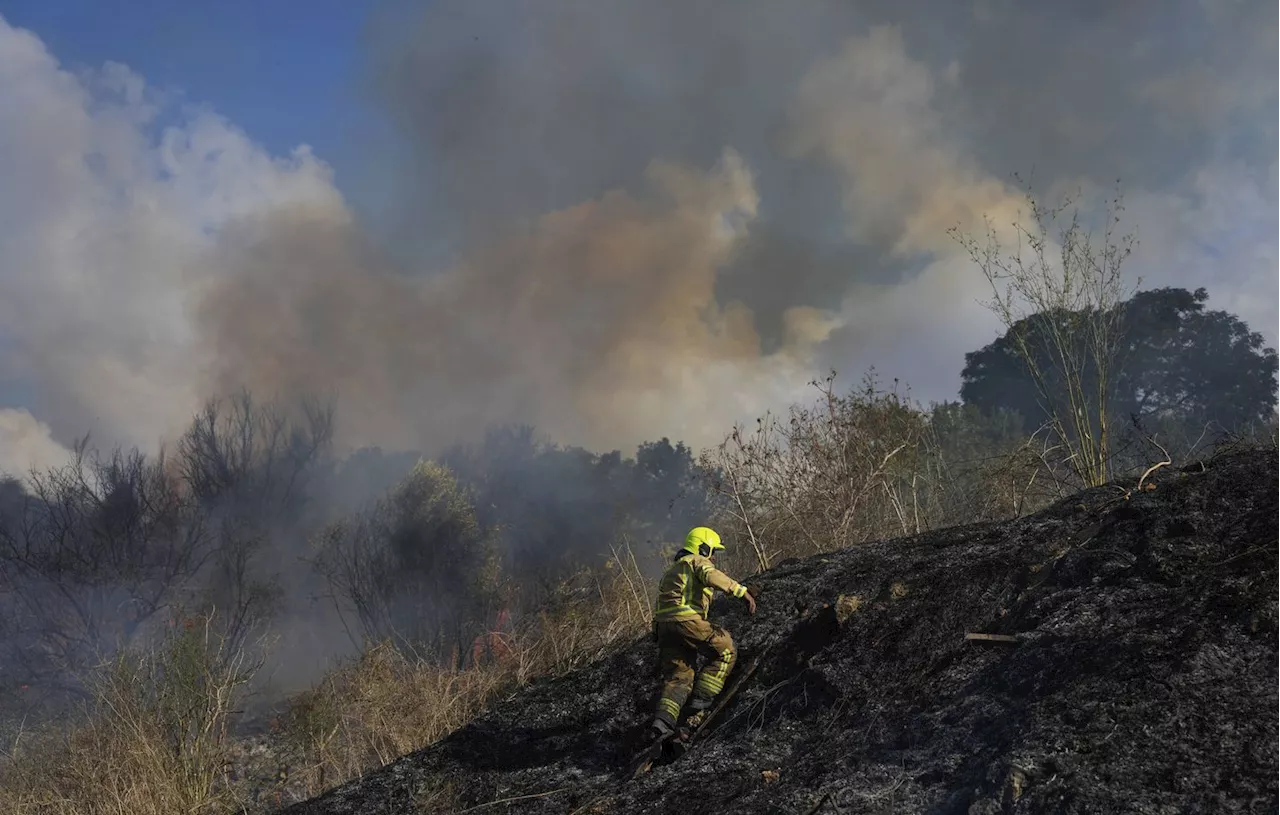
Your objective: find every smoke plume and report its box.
[0,1,1274,471]
[196,149,828,453]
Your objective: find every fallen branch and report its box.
[454,787,568,813]
[965,632,1019,644]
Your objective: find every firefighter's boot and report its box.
[650,717,675,739]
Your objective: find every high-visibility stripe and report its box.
[695,645,735,697]
[653,604,700,620]
[655,604,698,616]
[654,553,746,622]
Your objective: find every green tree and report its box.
[313,461,501,663]
[962,287,1279,446]
[1114,288,1278,431]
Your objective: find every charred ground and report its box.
[283,448,1278,814]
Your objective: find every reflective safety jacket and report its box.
[653,554,748,622]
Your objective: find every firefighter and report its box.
[650,526,756,738]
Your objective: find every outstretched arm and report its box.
[693,558,756,614]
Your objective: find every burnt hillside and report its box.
[283,448,1279,815]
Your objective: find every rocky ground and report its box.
[281,448,1279,814]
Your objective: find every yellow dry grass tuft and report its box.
[0,611,258,815]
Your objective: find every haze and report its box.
[0,0,1275,475]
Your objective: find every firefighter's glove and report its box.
[744,590,757,616]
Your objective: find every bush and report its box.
[312,461,503,664]
[701,372,1064,575]
[0,610,260,815]
[0,392,332,716]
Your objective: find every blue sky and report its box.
[0,0,375,184]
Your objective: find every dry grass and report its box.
[0,535,655,814]
[508,542,653,680]
[278,641,507,798]
[702,373,1075,577]
[0,611,259,815]
[278,543,654,802]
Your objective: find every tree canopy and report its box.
[961,287,1279,435]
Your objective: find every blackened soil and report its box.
[282,449,1278,814]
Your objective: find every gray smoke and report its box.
[0,1,1274,470]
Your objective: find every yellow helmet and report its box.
[682,526,723,557]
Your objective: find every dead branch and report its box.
[454,787,567,813]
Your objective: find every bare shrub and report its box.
[507,540,654,680]
[279,641,506,799]
[0,609,260,815]
[0,392,332,713]
[701,372,1066,574]
[927,403,1075,519]
[178,392,335,652]
[0,445,213,707]
[950,183,1138,488]
[703,373,947,573]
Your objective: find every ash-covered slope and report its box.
[283,449,1278,815]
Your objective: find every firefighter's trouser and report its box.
[652,617,737,730]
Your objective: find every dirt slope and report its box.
[282,448,1279,814]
